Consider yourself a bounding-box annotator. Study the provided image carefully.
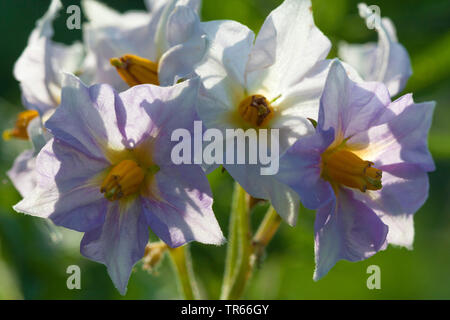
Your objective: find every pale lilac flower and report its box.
[339,3,412,97]
[82,0,205,89]
[195,0,332,225]
[276,60,435,279]
[14,74,224,294]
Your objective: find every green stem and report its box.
[251,206,282,265]
[220,182,252,300]
[168,245,199,300]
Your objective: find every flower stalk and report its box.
[221,182,282,300]
[251,206,282,265]
[220,182,252,300]
[168,245,200,300]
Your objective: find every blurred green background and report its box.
[0,0,449,299]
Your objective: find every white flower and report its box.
[195,0,331,225]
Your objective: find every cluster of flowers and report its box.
[5,0,435,295]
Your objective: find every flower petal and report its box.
[276,128,335,210]
[158,5,207,85]
[246,0,331,95]
[143,164,224,247]
[80,200,149,295]
[347,95,435,172]
[28,114,52,153]
[45,73,125,160]
[271,60,331,154]
[338,4,412,97]
[14,0,84,113]
[13,139,108,232]
[116,78,200,160]
[319,59,391,140]
[7,150,37,198]
[196,20,255,108]
[313,188,388,280]
[353,163,430,249]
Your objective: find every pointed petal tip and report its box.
[312,268,325,282]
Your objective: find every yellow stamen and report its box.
[3,110,39,141]
[110,54,159,87]
[101,159,145,201]
[238,95,274,127]
[322,149,382,192]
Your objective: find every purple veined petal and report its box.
[353,163,430,249]
[318,60,391,140]
[246,0,331,96]
[45,73,126,160]
[347,97,435,172]
[224,163,300,226]
[158,6,207,86]
[80,200,149,295]
[276,128,335,211]
[196,20,255,108]
[142,164,224,247]
[371,93,414,125]
[13,139,109,233]
[7,150,37,198]
[382,163,431,213]
[116,78,200,160]
[313,188,388,280]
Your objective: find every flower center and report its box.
[3,110,39,141]
[238,95,274,127]
[110,54,159,87]
[321,149,382,193]
[100,159,146,201]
